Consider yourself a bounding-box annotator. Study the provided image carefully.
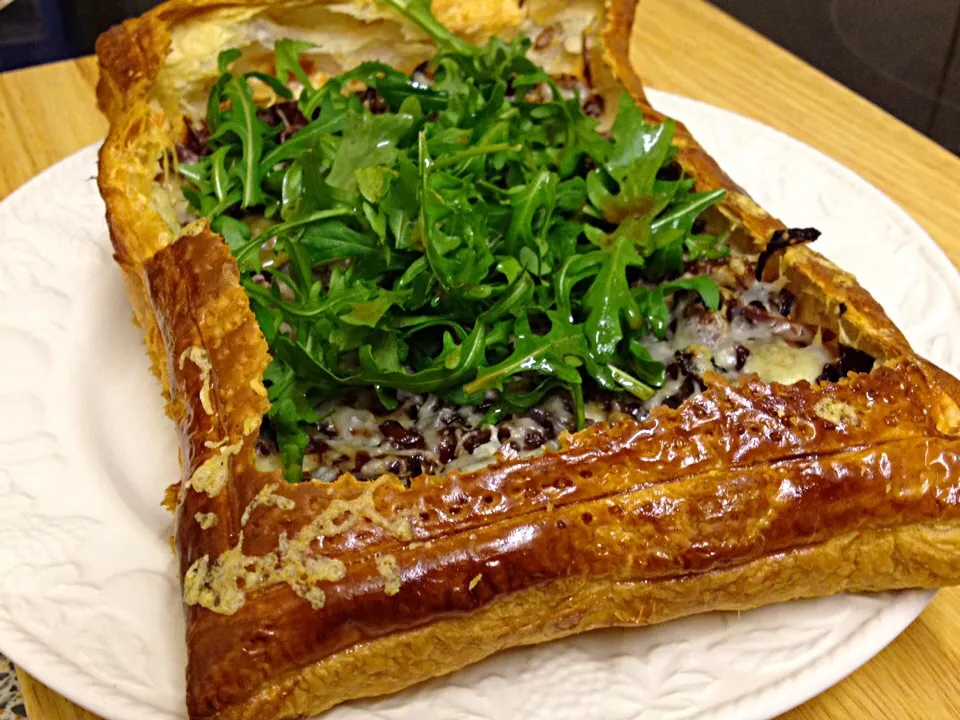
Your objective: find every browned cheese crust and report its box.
[95,1,960,718]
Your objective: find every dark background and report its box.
[1,0,959,155]
[710,0,960,156]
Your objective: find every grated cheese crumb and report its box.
[376,554,402,596]
[194,512,218,529]
[179,346,214,415]
[187,454,230,497]
[242,414,261,436]
[814,397,859,427]
[241,483,296,526]
[182,480,410,614]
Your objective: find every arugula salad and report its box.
[175,0,826,484]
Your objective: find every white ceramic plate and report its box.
[0,90,958,720]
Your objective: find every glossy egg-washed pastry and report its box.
[96,0,960,718]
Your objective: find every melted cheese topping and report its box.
[744,336,831,385]
[375,554,402,596]
[183,482,407,614]
[814,397,860,427]
[187,441,244,498]
[179,346,214,415]
[186,453,230,497]
[194,512,218,530]
[240,483,296,526]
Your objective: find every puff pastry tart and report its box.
[95,0,960,717]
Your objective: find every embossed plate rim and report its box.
[0,89,955,720]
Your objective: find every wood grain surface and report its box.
[2,0,959,718]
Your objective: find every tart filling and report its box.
[169,2,871,483]
[251,274,861,482]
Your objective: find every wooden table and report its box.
[2,0,960,717]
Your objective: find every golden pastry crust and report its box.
[95,1,960,718]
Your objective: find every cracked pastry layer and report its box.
[96,0,960,718]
